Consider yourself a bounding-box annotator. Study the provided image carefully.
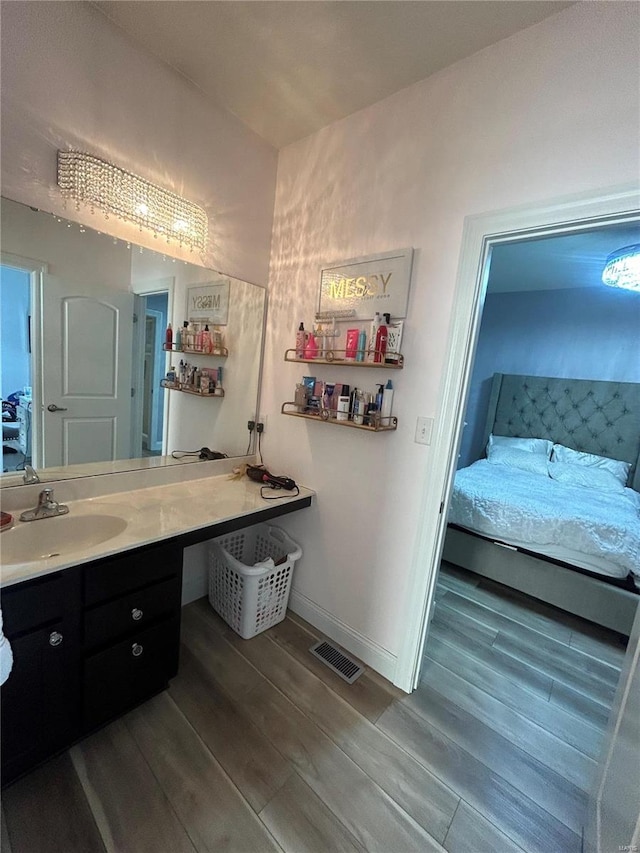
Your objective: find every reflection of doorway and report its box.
[0,263,32,472]
[142,298,167,455]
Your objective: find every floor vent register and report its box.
[309,640,364,684]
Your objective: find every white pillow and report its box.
[548,460,625,494]
[551,444,631,487]
[487,434,553,458]
[486,446,550,476]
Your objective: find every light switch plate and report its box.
[415,416,433,445]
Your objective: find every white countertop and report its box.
[0,473,314,587]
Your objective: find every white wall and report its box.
[264,2,640,679]
[0,1,278,285]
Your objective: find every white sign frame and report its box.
[186,281,229,326]
[318,247,414,320]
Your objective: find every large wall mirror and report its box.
[1,197,266,484]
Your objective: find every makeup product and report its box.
[385,319,403,364]
[374,315,388,363]
[336,383,350,421]
[381,379,394,422]
[345,329,359,360]
[295,322,306,359]
[165,323,173,348]
[356,329,366,362]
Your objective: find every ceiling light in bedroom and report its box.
[601,243,640,292]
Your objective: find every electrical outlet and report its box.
[257,414,267,432]
[415,416,434,446]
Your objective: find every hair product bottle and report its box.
[368,313,381,362]
[165,323,173,348]
[356,329,367,362]
[336,384,350,421]
[374,315,388,363]
[304,331,318,359]
[345,329,359,361]
[381,379,394,422]
[296,322,306,359]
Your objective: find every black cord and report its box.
[257,431,264,465]
[171,450,201,459]
[260,484,300,500]
[245,434,252,455]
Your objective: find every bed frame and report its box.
[442,372,640,635]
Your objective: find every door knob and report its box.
[47,404,68,412]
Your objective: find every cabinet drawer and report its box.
[84,576,181,651]
[84,541,182,606]
[1,573,67,637]
[83,615,180,731]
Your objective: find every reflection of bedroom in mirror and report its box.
[0,196,266,483]
[422,216,640,733]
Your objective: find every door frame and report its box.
[1,251,47,469]
[144,307,165,453]
[394,182,640,692]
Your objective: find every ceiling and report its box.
[488,222,640,293]
[94,1,573,149]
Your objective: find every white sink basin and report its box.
[0,514,128,565]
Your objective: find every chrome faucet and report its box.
[22,464,40,485]
[20,488,69,522]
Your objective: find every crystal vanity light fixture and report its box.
[57,151,208,252]
[601,243,640,292]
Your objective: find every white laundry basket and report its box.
[208,523,302,639]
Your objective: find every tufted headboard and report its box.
[482,373,640,491]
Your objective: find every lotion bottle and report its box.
[336,384,350,421]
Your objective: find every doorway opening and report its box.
[0,262,36,473]
[141,293,168,456]
[396,185,640,693]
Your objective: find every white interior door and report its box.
[40,280,134,467]
[584,602,640,853]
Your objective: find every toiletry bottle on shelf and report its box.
[368,313,381,361]
[216,366,223,392]
[356,329,367,362]
[165,323,173,348]
[353,390,366,425]
[304,330,318,359]
[374,315,388,363]
[213,325,224,353]
[375,383,384,414]
[345,329,359,361]
[296,322,306,359]
[381,379,394,422]
[174,324,182,350]
[336,384,350,421]
[201,324,212,353]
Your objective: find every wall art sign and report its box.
[318,247,414,320]
[186,280,229,325]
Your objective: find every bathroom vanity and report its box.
[0,464,314,785]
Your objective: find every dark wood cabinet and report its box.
[1,540,183,786]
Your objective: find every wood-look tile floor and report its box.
[2,562,627,853]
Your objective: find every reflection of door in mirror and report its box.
[141,293,168,456]
[1,263,32,474]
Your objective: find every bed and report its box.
[443,373,640,635]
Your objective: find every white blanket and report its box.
[0,609,13,685]
[449,460,640,583]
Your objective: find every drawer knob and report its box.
[132,643,144,658]
[131,607,144,621]
[49,631,63,647]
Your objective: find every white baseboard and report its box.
[288,589,397,683]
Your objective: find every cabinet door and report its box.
[1,618,79,785]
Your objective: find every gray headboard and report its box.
[482,373,640,491]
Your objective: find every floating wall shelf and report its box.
[284,349,403,368]
[281,402,397,432]
[164,344,228,358]
[160,380,224,398]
